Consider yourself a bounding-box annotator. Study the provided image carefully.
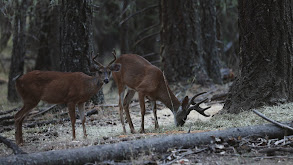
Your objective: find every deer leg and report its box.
[150,100,159,129]
[118,87,126,133]
[138,93,146,133]
[123,89,136,133]
[14,101,39,144]
[67,103,76,140]
[77,102,87,138]
[14,100,39,144]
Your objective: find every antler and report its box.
[188,92,210,117]
[107,49,117,67]
[92,53,103,67]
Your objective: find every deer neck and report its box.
[87,76,103,93]
[159,86,181,113]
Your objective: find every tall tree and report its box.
[200,0,222,84]
[224,0,293,113]
[0,1,12,54]
[160,0,221,84]
[34,1,52,71]
[60,0,104,104]
[7,0,28,102]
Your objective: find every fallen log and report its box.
[0,135,26,155]
[0,122,292,165]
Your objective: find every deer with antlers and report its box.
[112,54,210,133]
[14,51,120,144]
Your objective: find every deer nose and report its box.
[103,79,109,84]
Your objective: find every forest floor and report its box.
[1,78,293,164]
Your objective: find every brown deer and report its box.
[112,54,210,133]
[14,52,121,144]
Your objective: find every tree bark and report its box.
[60,0,104,104]
[200,0,222,84]
[160,0,211,84]
[0,1,12,54]
[60,0,91,73]
[34,1,52,71]
[120,0,129,54]
[0,123,291,164]
[7,0,28,102]
[224,0,293,113]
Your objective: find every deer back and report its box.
[15,70,100,104]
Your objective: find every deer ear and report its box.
[110,63,121,72]
[181,96,189,110]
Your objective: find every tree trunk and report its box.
[224,0,293,113]
[60,0,91,73]
[0,1,12,53]
[120,0,129,54]
[7,0,28,102]
[60,0,104,104]
[34,1,51,71]
[0,122,291,164]
[200,0,222,84]
[48,6,61,71]
[160,0,210,84]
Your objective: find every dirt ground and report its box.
[1,81,293,164]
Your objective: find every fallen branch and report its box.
[0,135,26,155]
[29,104,66,118]
[259,147,293,154]
[0,120,14,126]
[0,126,13,133]
[0,115,14,121]
[1,122,292,164]
[97,104,118,107]
[25,118,70,128]
[252,109,293,132]
[86,109,98,116]
[96,103,139,108]
[0,108,18,116]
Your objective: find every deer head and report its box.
[174,92,211,126]
[90,49,121,84]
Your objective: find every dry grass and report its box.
[1,77,293,157]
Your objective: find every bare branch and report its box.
[133,32,160,48]
[119,4,158,26]
[141,52,158,58]
[136,23,160,39]
[252,109,293,132]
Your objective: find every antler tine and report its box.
[188,104,211,117]
[107,49,117,67]
[188,97,210,117]
[93,53,103,67]
[189,92,207,105]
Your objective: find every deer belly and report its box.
[41,89,69,104]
